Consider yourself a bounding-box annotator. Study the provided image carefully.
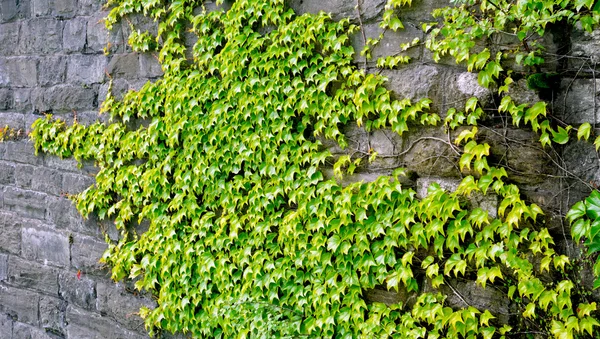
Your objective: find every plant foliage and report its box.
[28,0,600,338]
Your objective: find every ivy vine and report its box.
[28,0,600,338]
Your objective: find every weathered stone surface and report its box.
[37,57,67,87]
[18,19,63,55]
[0,161,15,185]
[2,141,42,165]
[507,78,540,105]
[6,255,59,295]
[62,173,94,195]
[290,0,386,22]
[480,127,554,184]
[0,112,24,130]
[96,280,154,332]
[67,55,107,85]
[71,235,106,273]
[0,254,7,282]
[0,313,11,338]
[85,13,110,53]
[39,295,66,335]
[31,0,78,19]
[31,167,63,196]
[59,272,96,310]
[34,85,98,113]
[107,53,141,79]
[383,66,491,114]
[0,88,12,110]
[556,78,600,124]
[4,187,46,219]
[563,141,600,183]
[14,164,34,188]
[139,53,163,78]
[0,285,39,325]
[0,0,28,23]
[0,212,22,254]
[0,22,19,56]
[13,89,32,111]
[46,196,99,235]
[66,305,150,339]
[63,17,87,53]
[351,21,423,65]
[12,322,55,339]
[21,226,70,268]
[416,177,498,218]
[0,57,38,88]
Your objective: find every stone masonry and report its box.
[0,0,599,338]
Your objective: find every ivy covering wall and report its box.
[27,0,600,338]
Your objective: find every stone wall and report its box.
[0,0,598,338]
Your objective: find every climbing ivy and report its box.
[28,0,600,338]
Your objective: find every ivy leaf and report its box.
[578,122,592,141]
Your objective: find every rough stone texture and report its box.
[66,305,149,339]
[3,187,46,219]
[96,280,155,332]
[6,255,59,295]
[0,285,39,325]
[21,226,70,268]
[70,235,107,273]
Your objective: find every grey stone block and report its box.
[0,0,18,22]
[14,164,34,188]
[86,13,121,54]
[0,253,7,281]
[0,57,38,88]
[31,0,77,18]
[21,226,70,268]
[18,19,62,55]
[96,280,154,332]
[3,187,46,219]
[0,285,39,325]
[62,171,93,190]
[556,78,600,124]
[139,53,163,78]
[416,177,498,218]
[0,22,19,56]
[67,55,107,85]
[351,21,423,65]
[2,141,40,165]
[46,195,99,235]
[0,113,24,131]
[70,235,106,273]
[39,295,66,335]
[13,89,32,112]
[58,272,96,310]
[65,305,150,339]
[34,85,98,113]
[0,211,22,254]
[37,56,67,87]
[290,0,385,22]
[107,53,141,79]
[62,17,87,53]
[78,0,103,16]
[0,162,14,185]
[43,155,79,172]
[382,65,492,114]
[12,322,55,339]
[6,255,59,295]
[31,167,63,196]
[62,173,94,195]
[0,88,13,110]
[0,314,11,338]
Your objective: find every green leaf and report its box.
[586,191,600,219]
[578,122,592,141]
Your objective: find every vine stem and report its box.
[355,0,368,70]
